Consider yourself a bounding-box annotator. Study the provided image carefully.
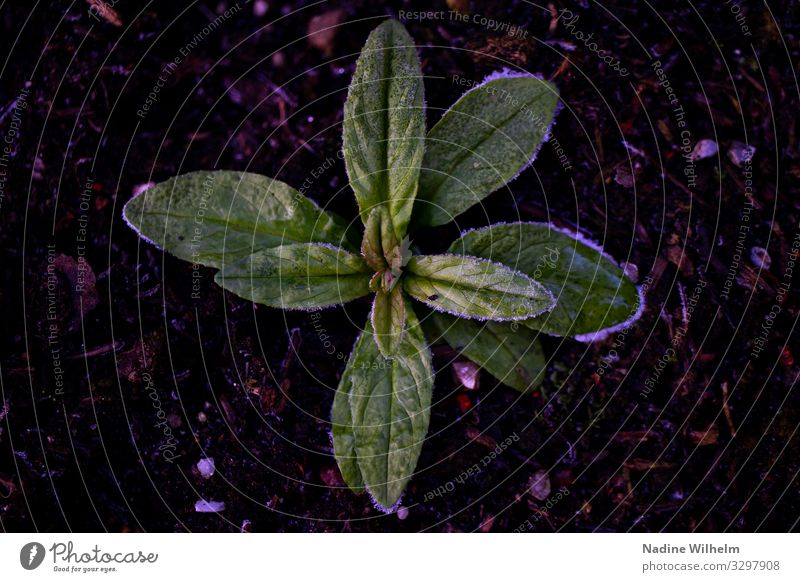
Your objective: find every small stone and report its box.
[194,499,225,513]
[689,139,718,161]
[307,10,345,56]
[727,142,756,166]
[396,506,409,520]
[196,457,216,479]
[453,360,480,391]
[197,411,207,423]
[750,246,771,269]
[253,0,268,17]
[614,164,635,188]
[528,470,551,501]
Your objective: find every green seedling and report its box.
[124,20,642,511]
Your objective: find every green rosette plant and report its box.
[123,20,642,511]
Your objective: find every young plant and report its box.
[123,20,641,511]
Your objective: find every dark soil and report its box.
[1,0,798,532]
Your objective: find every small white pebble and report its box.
[196,457,216,479]
[396,506,409,520]
[195,499,225,513]
[528,470,552,501]
[689,139,718,161]
[750,246,771,270]
[253,0,268,17]
[728,142,756,166]
[197,411,207,423]
[453,361,480,391]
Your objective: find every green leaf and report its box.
[214,243,371,310]
[403,254,555,321]
[361,208,388,271]
[333,306,433,511]
[371,285,406,358]
[449,222,642,339]
[412,73,560,228]
[331,339,366,493]
[360,206,402,272]
[342,19,425,240]
[426,312,546,393]
[123,170,356,269]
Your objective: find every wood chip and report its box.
[86,0,123,27]
[623,459,675,471]
[721,382,737,437]
[687,424,719,446]
[614,431,651,443]
[465,427,497,449]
